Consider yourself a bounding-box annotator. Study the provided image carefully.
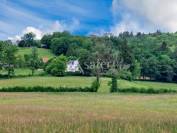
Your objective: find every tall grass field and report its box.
[0,93,177,133]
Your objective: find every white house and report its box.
[66,60,80,72]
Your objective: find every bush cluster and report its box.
[110,76,118,93]
[118,87,176,94]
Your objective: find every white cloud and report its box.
[8,19,80,42]
[8,35,21,43]
[8,27,44,42]
[1,1,81,40]
[111,0,177,35]
[0,1,52,40]
[22,27,43,40]
[47,18,80,33]
[111,15,145,36]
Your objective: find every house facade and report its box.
[66,60,80,72]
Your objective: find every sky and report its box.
[1,0,177,40]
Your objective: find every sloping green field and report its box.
[17,48,55,59]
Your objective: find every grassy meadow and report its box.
[0,76,177,93]
[0,93,177,133]
[119,80,177,90]
[0,76,95,88]
[17,48,55,59]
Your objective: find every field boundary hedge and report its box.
[118,87,177,94]
[0,86,97,92]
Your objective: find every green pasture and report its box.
[17,47,55,59]
[0,76,177,93]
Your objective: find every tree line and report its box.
[1,30,177,83]
[40,31,177,83]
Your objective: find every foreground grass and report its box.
[0,93,177,133]
[0,77,177,132]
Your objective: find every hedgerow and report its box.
[0,86,98,92]
[118,87,177,94]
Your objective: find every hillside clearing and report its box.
[17,48,55,59]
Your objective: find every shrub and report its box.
[118,70,133,81]
[45,55,67,76]
[65,71,82,76]
[91,79,100,92]
[110,76,118,93]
